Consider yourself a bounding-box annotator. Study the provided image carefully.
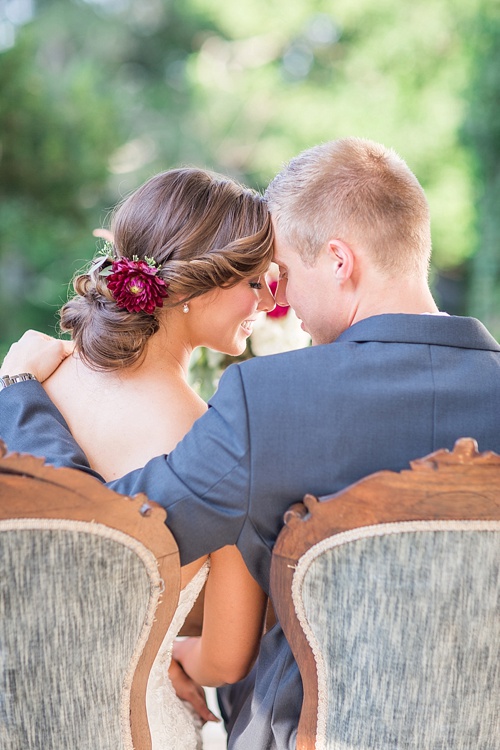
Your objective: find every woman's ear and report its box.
[327,239,355,283]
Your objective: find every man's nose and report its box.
[274,278,288,307]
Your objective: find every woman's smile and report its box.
[240,319,256,335]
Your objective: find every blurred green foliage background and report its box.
[1,0,499,361]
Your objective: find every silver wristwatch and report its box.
[0,373,38,391]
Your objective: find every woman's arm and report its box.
[173,545,267,687]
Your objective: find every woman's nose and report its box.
[257,281,276,313]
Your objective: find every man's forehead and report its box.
[272,249,285,266]
[272,233,296,266]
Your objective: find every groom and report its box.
[2,137,500,749]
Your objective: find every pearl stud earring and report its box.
[183,303,189,313]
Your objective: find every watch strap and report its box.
[0,373,38,391]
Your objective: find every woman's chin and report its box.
[226,339,248,358]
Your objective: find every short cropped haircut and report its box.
[265,137,432,276]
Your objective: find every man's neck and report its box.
[350,278,439,327]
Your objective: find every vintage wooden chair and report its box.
[270,438,500,750]
[0,440,181,750]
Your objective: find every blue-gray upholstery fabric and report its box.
[1,314,500,749]
[0,521,161,750]
[297,523,500,749]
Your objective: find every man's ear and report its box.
[327,239,355,283]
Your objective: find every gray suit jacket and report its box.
[2,314,500,749]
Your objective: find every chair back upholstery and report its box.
[0,441,180,750]
[270,438,500,750]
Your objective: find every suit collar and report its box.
[335,314,500,351]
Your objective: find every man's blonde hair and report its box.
[265,137,432,276]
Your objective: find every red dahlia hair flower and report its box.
[106,257,169,314]
[266,280,289,318]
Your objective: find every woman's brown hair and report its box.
[60,168,274,370]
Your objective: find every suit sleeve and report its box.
[0,381,102,479]
[0,367,252,565]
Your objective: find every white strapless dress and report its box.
[146,560,210,750]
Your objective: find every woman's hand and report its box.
[1,330,74,382]
[168,654,219,724]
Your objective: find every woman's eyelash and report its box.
[249,281,262,289]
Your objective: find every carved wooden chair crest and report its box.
[270,438,500,750]
[0,441,180,750]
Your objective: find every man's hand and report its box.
[0,330,74,382]
[168,657,219,724]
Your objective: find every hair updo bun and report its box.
[59,168,274,372]
[59,264,160,370]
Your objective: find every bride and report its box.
[42,167,274,748]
